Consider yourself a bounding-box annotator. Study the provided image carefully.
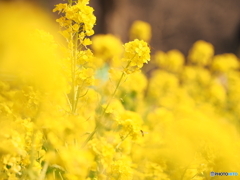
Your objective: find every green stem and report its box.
[38,162,48,180]
[100,60,131,117]
[70,32,79,114]
[73,85,80,113]
[70,34,75,113]
[82,61,132,147]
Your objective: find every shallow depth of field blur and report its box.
[0,0,240,180]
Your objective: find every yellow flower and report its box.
[92,34,123,62]
[129,20,152,42]
[208,80,226,104]
[54,0,96,41]
[181,66,211,86]
[110,156,133,180]
[83,38,92,45]
[53,3,67,13]
[211,53,239,73]
[188,40,214,66]
[155,49,184,73]
[123,71,147,94]
[123,39,151,69]
[147,70,179,100]
[58,146,94,179]
[118,111,143,140]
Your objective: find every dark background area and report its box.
[3,0,240,56]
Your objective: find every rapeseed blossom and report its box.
[188,40,214,66]
[92,34,123,63]
[155,50,185,73]
[211,53,239,73]
[129,20,152,42]
[53,0,96,44]
[123,39,151,73]
[0,0,240,179]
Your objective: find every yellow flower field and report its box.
[0,0,239,179]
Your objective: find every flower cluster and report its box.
[129,20,152,42]
[123,39,151,74]
[0,0,240,180]
[53,0,96,45]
